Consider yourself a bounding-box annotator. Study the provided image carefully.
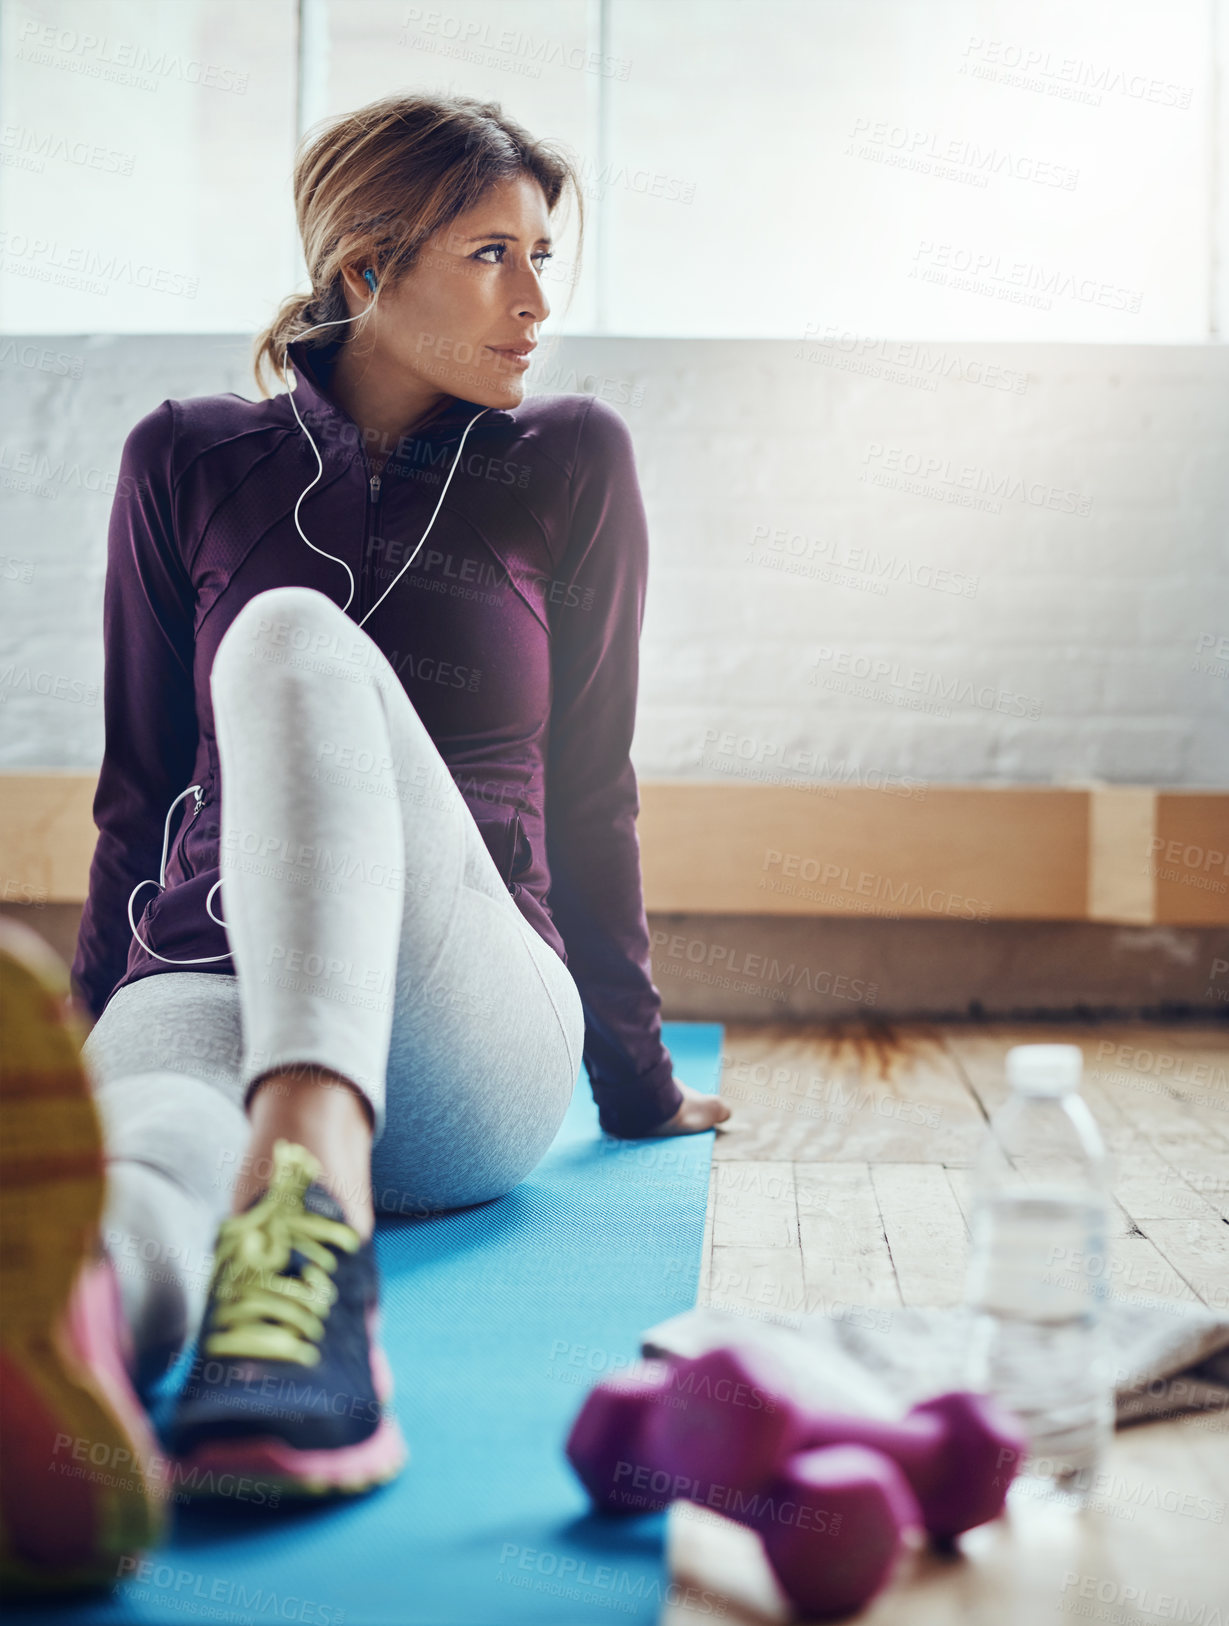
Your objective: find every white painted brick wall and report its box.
[1,334,1225,786]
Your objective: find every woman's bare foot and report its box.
[653,1079,732,1137]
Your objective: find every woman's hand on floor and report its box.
[652,1079,731,1136]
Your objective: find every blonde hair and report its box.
[252,91,585,397]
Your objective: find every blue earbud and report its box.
[363,267,378,293]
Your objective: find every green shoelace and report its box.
[203,1139,360,1368]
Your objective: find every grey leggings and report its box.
[82,585,585,1385]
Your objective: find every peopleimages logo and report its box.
[399,8,632,80]
[798,323,1030,395]
[116,1557,346,1622]
[958,37,1194,111]
[0,338,83,377]
[746,523,980,596]
[15,19,249,93]
[761,848,992,922]
[860,442,1092,516]
[0,122,136,175]
[846,114,1079,189]
[808,646,1044,721]
[0,665,98,705]
[651,929,880,1005]
[0,232,198,298]
[910,240,1143,314]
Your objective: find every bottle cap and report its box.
[1006,1043,1083,1096]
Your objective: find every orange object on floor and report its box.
[0,918,165,1594]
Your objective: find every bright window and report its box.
[0,0,1221,339]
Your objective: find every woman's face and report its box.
[349,172,553,409]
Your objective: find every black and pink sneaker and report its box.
[166,1139,407,1498]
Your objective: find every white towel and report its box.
[641,1299,1229,1425]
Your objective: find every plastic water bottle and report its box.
[963,1044,1114,1503]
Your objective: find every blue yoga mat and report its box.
[18,1021,723,1626]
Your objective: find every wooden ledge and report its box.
[1,773,1226,925]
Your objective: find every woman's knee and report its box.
[211,585,361,699]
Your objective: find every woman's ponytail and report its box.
[252,290,315,398]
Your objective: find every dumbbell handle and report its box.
[797,1409,945,1497]
[787,1390,1025,1539]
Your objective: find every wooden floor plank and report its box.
[871,1163,970,1307]
[704,1244,806,1322]
[711,1160,798,1249]
[1110,1146,1226,1227]
[1135,1217,1229,1309]
[795,1162,902,1311]
[715,1023,986,1165]
[942,1025,1084,1118]
[943,1162,1138,1240]
[1127,1134,1229,1223]
[1078,1069,1229,1224]
[1084,1042,1229,1151]
[1060,1233,1201,1309]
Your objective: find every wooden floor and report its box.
[664,1021,1229,1626]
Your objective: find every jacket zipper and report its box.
[180,785,206,881]
[358,465,381,619]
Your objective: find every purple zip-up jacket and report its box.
[70,337,684,1138]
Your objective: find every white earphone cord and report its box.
[284,300,489,623]
[128,287,489,965]
[127,786,232,964]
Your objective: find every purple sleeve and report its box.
[71,400,199,1019]
[544,397,685,1138]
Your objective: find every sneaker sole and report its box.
[0,920,166,1593]
[172,1317,409,1499]
[171,1420,408,1499]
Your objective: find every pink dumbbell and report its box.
[744,1444,923,1619]
[565,1365,923,1619]
[565,1362,924,1617]
[641,1345,1027,1541]
[565,1359,679,1515]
